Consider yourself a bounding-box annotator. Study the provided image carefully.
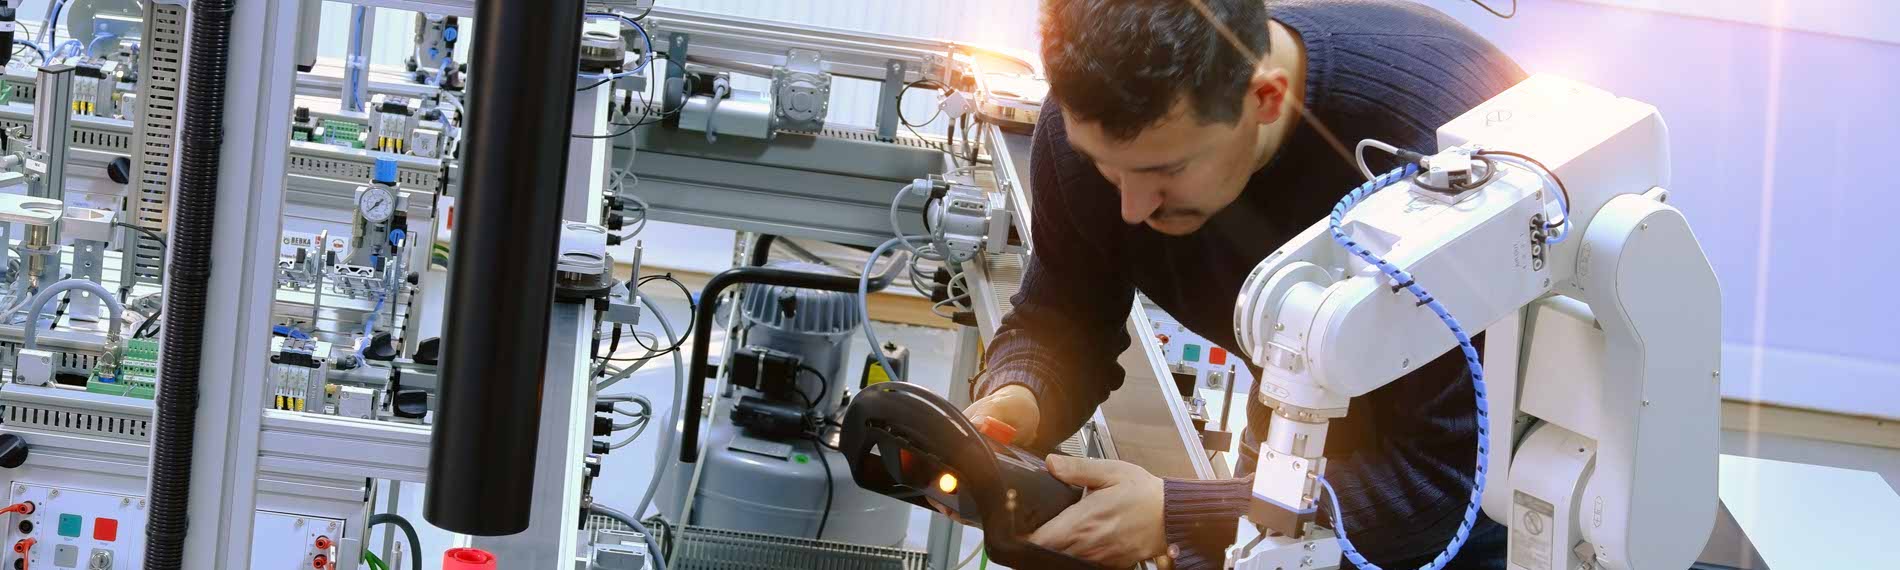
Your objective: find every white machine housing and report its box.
[1230,75,1720,570]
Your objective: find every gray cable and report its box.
[22,279,125,350]
[632,287,686,522]
[596,353,656,390]
[611,397,652,430]
[590,504,667,570]
[860,236,925,381]
[953,542,982,569]
[609,417,650,450]
[1355,138,1400,182]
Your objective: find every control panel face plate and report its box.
[251,510,346,570]
[6,483,146,570]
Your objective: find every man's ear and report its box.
[1247,68,1292,125]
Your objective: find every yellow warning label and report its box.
[865,364,892,386]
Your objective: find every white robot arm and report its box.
[1230,75,1721,570]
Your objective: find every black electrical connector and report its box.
[730,396,809,440]
[726,347,803,400]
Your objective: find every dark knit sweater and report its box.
[972,1,1525,568]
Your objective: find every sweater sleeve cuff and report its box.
[971,361,1074,447]
[1163,475,1254,568]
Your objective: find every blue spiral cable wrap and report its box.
[1318,163,1490,570]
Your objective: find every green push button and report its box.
[58,513,83,537]
[1182,344,1201,363]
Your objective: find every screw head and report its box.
[1401,359,1410,368]
[13,485,24,495]
[48,490,58,499]
[295,518,305,528]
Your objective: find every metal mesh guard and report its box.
[639,516,928,570]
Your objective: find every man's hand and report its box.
[1028,455,1168,568]
[962,384,1041,446]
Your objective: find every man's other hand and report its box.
[1028,455,1168,568]
[962,384,1041,446]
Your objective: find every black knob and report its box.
[364,332,399,362]
[591,440,609,454]
[413,338,440,366]
[392,390,429,419]
[0,434,28,469]
[107,157,132,185]
[592,415,614,437]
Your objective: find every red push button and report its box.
[1209,347,1227,366]
[93,517,118,542]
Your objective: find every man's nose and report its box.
[1118,181,1164,225]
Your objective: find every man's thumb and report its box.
[1045,455,1117,488]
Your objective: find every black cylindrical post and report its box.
[423,0,585,535]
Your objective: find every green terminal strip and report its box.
[319,119,367,149]
[88,337,159,399]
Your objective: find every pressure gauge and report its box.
[358,185,395,223]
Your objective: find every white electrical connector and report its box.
[939,91,971,120]
[1419,147,1475,188]
[336,385,378,419]
[13,349,53,386]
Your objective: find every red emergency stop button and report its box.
[1209,347,1227,365]
[93,518,118,542]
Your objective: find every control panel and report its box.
[250,511,345,570]
[5,484,146,570]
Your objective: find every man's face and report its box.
[1064,99,1262,235]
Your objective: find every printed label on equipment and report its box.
[729,435,794,459]
[1510,491,1555,570]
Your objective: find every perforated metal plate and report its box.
[642,516,927,570]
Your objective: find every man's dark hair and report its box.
[1041,0,1270,140]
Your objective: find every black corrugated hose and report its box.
[142,0,235,566]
